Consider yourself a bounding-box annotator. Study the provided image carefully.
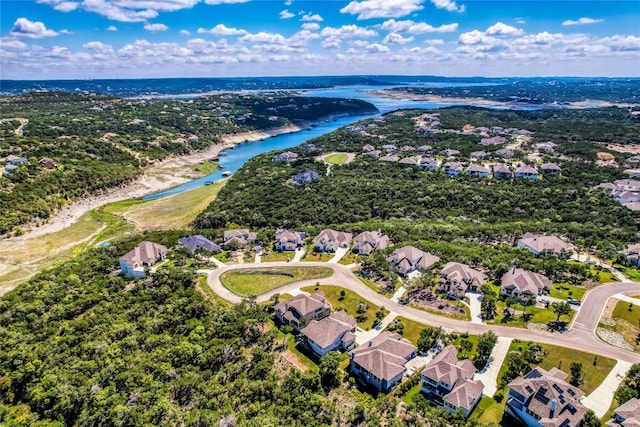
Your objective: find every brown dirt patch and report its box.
[283,349,308,372]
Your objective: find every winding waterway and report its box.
[143,85,524,200]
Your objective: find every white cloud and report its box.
[383,32,414,44]
[340,0,424,20]
[180,29,190,35]
[320,25,378,39]
[144,23,168,32]
[203,0,250,3]
[0,38,28,50]
[10,17,58,38]
[431,0,465,13]
[301,12,323,22]
[486,22,524,36]
[301,23,320,31]
[515,18,526,25]
[562,17,604,26]
[321,36,342,49]
[239,32,287,44]
[81,0,158,22]
[424,38,444,45]
[597,35,640,52]
[197,24,247,36]
[366,43,390,53]
[37,0,79,12]
[107,25,118,31]
[280,9,295,19]
[380,19,457,33]
[83,41,113,52]
[285,0,293,5]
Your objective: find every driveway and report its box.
[355,312,398,345]
[206,263,640,364]
[328,247,349,263]
[292,248,306,262]
[474,337,513,397]
[466,292,483,325]
[581,360,633,417]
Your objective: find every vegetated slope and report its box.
[194,107,640,251]
[0,91,377,235]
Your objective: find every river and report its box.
[142,85,522,200]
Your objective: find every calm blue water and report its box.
[143,86,535,200]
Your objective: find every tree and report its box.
[474,331,498,369]
[581,410,600,427]
[481,295,497,320]
[417,326,444,354]
[319,351,341,391]
[570,362,584,386]
[552,301,572,323]
[459,339,473,358]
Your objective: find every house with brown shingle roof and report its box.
[444,161,464,176]
[495,148,514,158]
[517,234,574,256]
[274,229,305,252]
[480,136,507,146]
[387,246,440,276]
[607,398,640,427]
[417,145,433,153]
[353,230,390,256]
[274,292,331,331]
[119,241,168,278]
[466,164,490,178]
[437,262,485,298]
[500,267,552,301]
[273,151,298,162]
[541,163,562,176]
[379,154,400,162]
[421,345,484,418]
[420,157,438,171]
[493,164,512,179]
[223,229,257,248]
[506,367,587,427]
[514,164,539,180]
[350,332,417,391]
[470,150,487,161]
[399,157,418,166]
[314,229,353,253]
[300,310,356,357]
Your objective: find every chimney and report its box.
[368,341,372,347]
[512,264,516,274]
[550,399,557,418]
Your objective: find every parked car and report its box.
[567,298,581,306]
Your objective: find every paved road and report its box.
[207,261,640,364]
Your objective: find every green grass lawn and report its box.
[471,395,506,425]
[597,270,617,283]
[214,251,232,263]
[338,250,358,265]
[196,276,231,307]
[613,300,640,326]
[286,333,319,371]
[617,266,640,281]
[550,283,587,301]
[489,299,567,328]
[401,383,422,404]
[261,250,295,262]
[324,153,349,165]
[301,245,331,262]
[450,333,480,361]
[300,284,388,330]
[220,267,332,296]
[388,316,425,345]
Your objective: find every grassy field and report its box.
[613,300,640,326]
[337,250,358,265]
[618,266,640,281]
[550,283,587,301]
[489,299,566,328]
[220,267,333,296]
[300,284,388,330]
[301,245,331,262]
[104,180,225,230]
[389,316,426,345]
[261,250,295,262]
[324,153,349,165]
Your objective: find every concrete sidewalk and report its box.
[474,336,513,397]
[582,360,632,417]
[613,293,640,307]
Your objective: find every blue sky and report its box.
[1,0,639,79]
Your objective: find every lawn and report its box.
[550,283,587,301]
[409,299,471,321]
[196,276,231,307]
[301,245,331,262]
[388,316,426,345]
[501,341,616,395]
[220,267,332,296]
[324,152,349,165]
[471,395,506,425]
[612,300,640,326]
[261,250,295,262]
[617,266,640,281]
[300,284,388,330]
[450,333,481,361]
[488,299,566,328]
[338,250,359,265]
[214,251,232,263]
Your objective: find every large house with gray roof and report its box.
[607,398,640,427]
[314,229,353,253]
[350,332,417,392]
[624,244,640,267]
[421,345,484,418]
[353,230,390,256]
[506,367,587,427]
[178,235,221,254]
[119,241,168,279]
[437,262,485,298]
[388,246,440,276]
[223,229,257,248]
[300,310,356,357]
[517,233,574,256]
[274,229,305,252]
[274,292,331,331]
[444,162,464,176]
[500,267,552,301]
[273,151,298,162]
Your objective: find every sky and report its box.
[1,0,639,79]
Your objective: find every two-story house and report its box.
[274,229,305,252]
[353,230,390,256]
[300,310,357,357]
[517,233,574,256]
[119,241,168,279]
[387,246,440,276]
[437,262,485,299]
[500,267,552,301]
[314,229,353,253]
[274,292,331,331]
[607,398,640,427]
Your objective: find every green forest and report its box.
[0,92,377,235]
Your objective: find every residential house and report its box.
[37,158,58,169]
[223,229,257,248]
[2,164,17,175]
[495,148,514,158]
[417,145,433,153]
[300,311,357,357]
[421,345,484,418]
[274,292,331,331]
[420,157,438,171]
[466,164,490,178]
[437,262,485,298]
[401,145,416,152]
[119,241,168,278]
[7,157,28,166]
[363,144,376,152]
[514,165,539,180]
[388,246,440,276]
[379,154,400,162]
[506,367,587,427]
[606,398,640,427]
[480,136,507,146]
[541,163,562,176]
[293,170,321,185]
[532,141,557,152]
[614,179,640,191]
[314,229,353,252]
[624,244,640,267]
[350,332,417,391]
[612,190,640,204]
[442,148,461,158]
[300,143,324,151]
[399,157,418,166]
[517,233,574,256]
[366,150,382,158]
[444,162,464,176]
[178,235,221,254]
[500,267,552,301]
[470,150,487,161]
[493,164,512,179]
[275,229,305,252]
[273,151,299,162]
[382,144,397,152]
[353,230,390,256]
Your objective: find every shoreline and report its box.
[5,121,310,242]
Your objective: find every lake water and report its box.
[143,86,528,200]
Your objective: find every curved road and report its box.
[208,261,640,364]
